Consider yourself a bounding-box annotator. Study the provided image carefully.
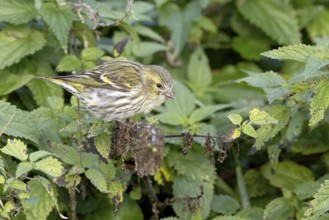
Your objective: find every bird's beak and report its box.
[165,90,175,99]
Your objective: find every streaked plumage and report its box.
[38,58,174,121]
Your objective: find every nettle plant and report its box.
[1,0,329,220]
[226,42,329,220]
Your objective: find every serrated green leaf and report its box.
[263,197,295,220]
[261,44,318,62]
[0,72,34,95]
[242,124,258,138]
[94,132,111,159]
[47,96,64,110]
[252,105,290,151]
[252,110,277,126]
[168,151,216,183]
[187,47,212,89]
[0,0,36,25]
[237,71,287,89]
[82,47,104,61]
[29,150,52,162]
[21,179,56,220]
[237,0,301,45]
[303,180,329,220]
[249,108,279,125]
[0,26,46,70]
[237,207,263,220]
[295,181,321,200]
[40,3,74,52]
[155,113,187,126]
[85,168,108,193]
[227,113,243,125]
[309,79,329,127]
[28,63,64,107]
[261,161,314,191]
[160,81,196,117]
[172,175,213,219]
[1,139,28,161]
[56,54,81,72]
[6,178,27,191]
[16,162,33,178]
[211,195,240,215]
[48,143,79,165]
[34,157,64,177]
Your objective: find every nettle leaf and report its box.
[237,71,287,88]
[56,54,81,72]
[237,71,289,103]
[0,26,46,70]
[261,161,314,191]
[21,178,56,220]
[301,55,329,81]
[48,143,79,165]
[261,44,318,62]
[249,108,279,125]
[82,47,104,61]
[0,72,34,95]
[227,113,243,125]
[40,3,74,52]
[85,168,108,193]
[252,105,290,151]
[309,79,329,127]
[158,81,195,117]
[167,151,216,183]
[237,0,301,45]
[263,197,295,220]
[0,0,36,24]
[16,162,33,178]
[303,180,329,220]
[1,139,28,161]
[242,124,257,138]
[295,181,321,200]
[211,195,240,215]
[34,157,64,177]
[29,151,52,162]
[94,132,111,160]
[187,47,212,89]
[28,63,64,107]
[155,113,187,126]
[172,175,213,219]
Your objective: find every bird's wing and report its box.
[94,59,144,91]
[38,59,144,93]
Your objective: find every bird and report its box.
[37,58,174,121]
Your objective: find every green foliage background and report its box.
[1,0,329,219]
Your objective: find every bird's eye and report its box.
[156,83,162,88]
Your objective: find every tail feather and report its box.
[35,76,80,94]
